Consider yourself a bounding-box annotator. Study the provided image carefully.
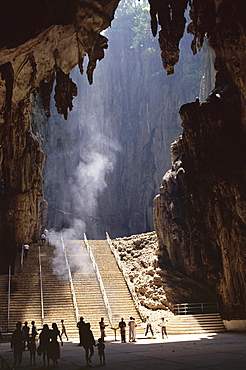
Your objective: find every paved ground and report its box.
[1,331,246,370]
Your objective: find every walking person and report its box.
[77,317,86,346]
[41,233,46,244]
[99,317,108,342]
[48,323,63,367]
[128,317,137,342]
[83,322,95,366]
[119,318,126,343]
[22,321,30,349]
[11,322,25,367]
[61,319,69,341]
[23,243,30,259]
[145,316,154,337]
[96,337,106,366]
[160,317,168,339]
[38,324,51,367]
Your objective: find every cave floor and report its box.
[1,331,246,369]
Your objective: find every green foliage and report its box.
[106,0,158,51]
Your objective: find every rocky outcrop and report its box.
[154,0,246,319]
[111,232,219,324]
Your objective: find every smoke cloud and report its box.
[44,65,121,279]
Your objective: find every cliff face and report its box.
[154,0,246,318]
[40,23,201,239]
[0,0,120,272]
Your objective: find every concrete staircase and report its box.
[39,244,77,338]
[88,239,143,335]
[0,274,8,333]
[7,247,42,333]
[0,238,143,341]
[0,237,226,342]
[65,240,108,338]
[167,313,226,334]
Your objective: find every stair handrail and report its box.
[106,232,144,321]
[60,232,79,323]
[84,233,113,326]
[38,246,44,325]
[7,265,11,332]
[20,246,24,270]
[173,302,219,315]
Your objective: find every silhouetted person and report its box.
[61,319,69,341]
[83,322,95,366]
[96,337,106,366]
[39,324,51,367]
[99,317,108,342]
[145,316,154,337]
[48,323,63,366]
[31,320,38,340]
[11,321,25,367]
[77,316,86,346]
[28,335,36,365]
[22,321,30,349]
[119,318,126,343]
[160,317,168,339]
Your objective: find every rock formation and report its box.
[154,0,246,319]
[0,0,120,273]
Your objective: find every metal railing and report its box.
[7,265,11,332]
[60,232,79,324]
[0,355,14,370]
[173,302,219,315]
[84,233,113,326]
[38,246,44,325]
[20,247,24,270]
[106,232,144,321]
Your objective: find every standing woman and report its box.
[38,324,51,367]
[48,323,63,366]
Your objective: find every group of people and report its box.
[41,228,50,244]
[10,315,168,367]
[10,321,38,367]
[77,317,106,366]
[10,320,67,368]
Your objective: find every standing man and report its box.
[160,317,168,339]
[145,316,154,337]
[128,317,136,342]
[31,321,38,341]
[11,322,25,367]
[119,318,126,343]
[99,318,108,342]
[77,317,86,346]
[22,321,30,349]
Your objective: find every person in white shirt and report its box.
[145,316,154,337]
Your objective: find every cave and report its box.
[0,0,245,325]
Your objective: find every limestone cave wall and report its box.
[154,0,246,319]
[0,0,120,273]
